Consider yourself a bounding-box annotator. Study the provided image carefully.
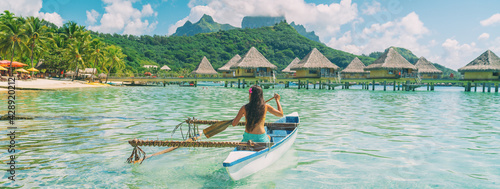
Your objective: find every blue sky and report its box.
[2,0,500,70]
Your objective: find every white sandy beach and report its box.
[0,78,109,90]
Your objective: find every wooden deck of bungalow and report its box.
[105,76,500,92]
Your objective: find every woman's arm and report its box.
[267,94,283,117]
[232,106,246,126]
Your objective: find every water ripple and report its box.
[1,86,499,187]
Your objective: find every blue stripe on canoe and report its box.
[222,127,298,167]
[222,115,299,167]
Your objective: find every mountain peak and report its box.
[198,14,214,23]
[172,14,236,36]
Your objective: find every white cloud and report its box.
[0,0,42,16]
[328,12,430,57]
[361,1,382,15]
[141,4,157,17]
[171,0,358,40]
[488,37,500,52]
[480,13,500,26]
[168,17,189,35]
[88,1,157,35]
[86,9,100,25]
[0,0,64,26]
[37,12,64,27]
[440,39,480,70]
[478,33,490,40]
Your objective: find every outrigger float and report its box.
[127,112,299,180]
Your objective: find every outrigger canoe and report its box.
[126,112,299,180]
[223,112,299,180]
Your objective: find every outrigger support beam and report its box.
[128,138,272,148]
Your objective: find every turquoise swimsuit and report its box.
[242,132,270,143]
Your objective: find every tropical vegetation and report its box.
[0,10,126,78]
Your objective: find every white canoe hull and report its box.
[223,112,299,180]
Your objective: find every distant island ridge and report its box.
[173,14,320,42]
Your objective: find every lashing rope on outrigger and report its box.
[126,138,271,164]
[128,138,270,148]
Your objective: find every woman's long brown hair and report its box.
[245,85,265,132]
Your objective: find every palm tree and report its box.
[0,10,15,23]
[25,16,53,78]
[0,17,27,76]
[61,21,87,41]
[104,45,126,83]
[90,39,105,82]
[66,33,90,81]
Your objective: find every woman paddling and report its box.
[232,85,283,142]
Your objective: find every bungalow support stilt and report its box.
[306,80,309,90]
[372,80,375,91]
[238,79,241,88]
[488,83,491,92]
[495,83,499,93]
[383,81,387,91]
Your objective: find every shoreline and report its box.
[0,78,110,91]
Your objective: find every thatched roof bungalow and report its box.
[341,57,369,79]
[191,56,218,76]
[281,57,300,78]
[230,47,277,78]
[415,57,442,79]
[365,47,417,78]
[290,48,339,78]
[458,50,500,80]
[160,65,171,71]
[282,58,300,73]
[218,54,241,77]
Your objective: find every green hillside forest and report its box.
[96,21,375,73]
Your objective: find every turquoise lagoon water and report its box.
[1,85,499,188]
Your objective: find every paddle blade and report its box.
[203,120,233,138]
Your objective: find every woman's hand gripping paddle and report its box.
[203,96,276,138]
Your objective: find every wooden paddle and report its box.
[203,96,276,138]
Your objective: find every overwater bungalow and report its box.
[281,57,300,78]
[191,56,218,77]
[341,57,369,79]
[230,47,277,78]
[415,57,442,79]
[458,50,500,80]
[290,48,339,78]
[218,54,241,78]
[365,47,417,79]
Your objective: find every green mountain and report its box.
[172,14,236,36]
[242,16,286,29]
[95,22,375,73]
[368,46,459,77]
[241,16,320,42]
[289,22,320,42]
